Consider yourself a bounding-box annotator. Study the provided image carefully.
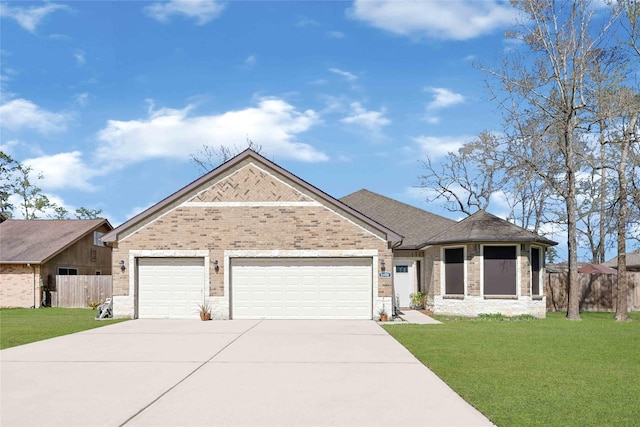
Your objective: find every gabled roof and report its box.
[340,189,456,249]
[0,219,112,264]
[421,210,557,248]
[603,248,640,269]
[102,150,402,244]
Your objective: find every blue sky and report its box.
[1,1,531,234]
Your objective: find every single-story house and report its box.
[103,150,556,319]
[603,248,640,272]
[0,219,113,308]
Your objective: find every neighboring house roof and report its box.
[340,189,456,249]
[421,210,557,248]
[102,150,403,244]
[546,261,590,273]
[0,219,112,264]
[603,248,640,270]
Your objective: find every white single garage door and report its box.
[231,257,372,319]
[138,257,206,319]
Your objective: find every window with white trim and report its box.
[444,247,464,295]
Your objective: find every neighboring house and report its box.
[342,190,557,317]
[103,149,556,320]
[0,219,113,308]
[603,248,640,272]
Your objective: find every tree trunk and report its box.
[614,113,635,321]
[565,119,581,320]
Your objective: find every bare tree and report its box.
[478,0,621,319]
[190,139,263,175]
[419,132,500,215]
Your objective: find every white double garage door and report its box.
[138,257,373,319]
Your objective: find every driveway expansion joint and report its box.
[118,320,264,427]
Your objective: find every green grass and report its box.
[384,312,640,427]
[0,308,129,349]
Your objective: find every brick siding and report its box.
[112,162,392,302]
[0,264,41,308]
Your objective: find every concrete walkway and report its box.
[1,320,491,427]
[396,309,442,324]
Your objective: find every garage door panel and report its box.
[138,257,205,319]
[231,257,372,319]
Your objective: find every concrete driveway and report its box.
[1,320,493,427]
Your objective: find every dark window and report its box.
[416,260,422,293]
[444,248,464,295]
[58,268,78,275]
[531,247,541,295]
[483,246,516,295]
[395,265,409,273]
[95,271,101,276]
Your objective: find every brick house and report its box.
[0,219,113,308]
[103,150,556,320]
[344,190,557,317]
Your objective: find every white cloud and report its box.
[0,2,68,33]
[144,0,224,25]
[0,139,19,154]
[412,135,471,158]
[340,102,390,135]
[296,17,320,27]
[426,87,465,110]
[329,67,358,82]
[243,54,256,68]
[349,0,518,41]
[95,97,327,169]
[74,49,86,66]
[0,98,70,134]
[24,152,97,192]
[327,30,345,39]
[424,87,465,123]
[73,92,90,107]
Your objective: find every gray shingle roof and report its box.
[423,210,557,247]
[0,219,111,264]
[340,189,456,249]
[603,248,640,270]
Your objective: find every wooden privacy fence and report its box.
[546,272,640,312]
[54,275,112,308]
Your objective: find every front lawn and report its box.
[0,308,129,349]
[384,312,640,427]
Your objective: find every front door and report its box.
[393,261,414,308]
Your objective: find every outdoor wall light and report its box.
[380,259,386,271]
[213,259,219,273]
[119,259,126,272]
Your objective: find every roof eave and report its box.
[102,150,403,245]
[41,219,113,263]
[418,237,558,249]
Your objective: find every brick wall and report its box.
[0,264,41,308]
[111,162,392,307]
